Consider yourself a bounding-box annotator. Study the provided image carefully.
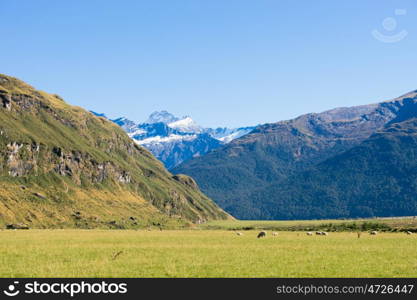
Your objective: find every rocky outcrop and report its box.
[2,141,133,185]
[0,92,11,111]
[6,142,38,177]
[173,174,198,190]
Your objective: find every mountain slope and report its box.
[253,118,417,219]
[174,90,417,219]
[0,74,229,228]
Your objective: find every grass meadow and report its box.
[1,225,416,277]
[200,217,417,231]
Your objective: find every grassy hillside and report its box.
[0,74,229,228]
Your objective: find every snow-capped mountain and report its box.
[146,110,180,124]
[112,117,138,132]
[167,116,203,133]
[205,127,255,143]
[145,111,203,133]
[91,110,255,169]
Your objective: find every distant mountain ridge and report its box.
[253,117,417,220]
[92,110,255,169]
[174,90,417,219]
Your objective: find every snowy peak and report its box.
[168,116,194,127]
[146,110,179,124]
[168,116,202,133]
[96,109,256,169]
[112,117,138,132]
[146,111,202,133]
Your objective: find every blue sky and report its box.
[1,0,416,127]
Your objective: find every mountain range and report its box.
[93,111,255,169]
[0,74,229,228]
[3,73,416,224]
[174,90,417,220]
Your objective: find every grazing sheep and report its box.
[322,232,328,236]
[370,231,378,235]
[257,231,267,238]
[236,232,243,236]
[406,231,412,235]
[306,232,313,236]
[315,231,322,235]
[272,232,278,236]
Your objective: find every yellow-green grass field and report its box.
[1,227,416,277]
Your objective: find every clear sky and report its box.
[1,0,416,127]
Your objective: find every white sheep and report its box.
[306,232,313,236]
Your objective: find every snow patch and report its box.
[168,117,202,133]
[128,128,147,137]
[217,128,254,143]
[136,134,197,145]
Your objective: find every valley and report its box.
[1,221,416,277]
[3,0,417,285]
[1,73,416,279]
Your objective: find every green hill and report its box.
[0,74,229,228]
